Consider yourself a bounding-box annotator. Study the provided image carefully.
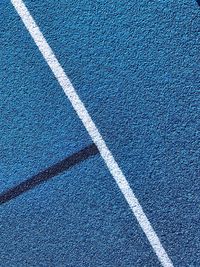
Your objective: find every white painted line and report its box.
[11,0,174,266]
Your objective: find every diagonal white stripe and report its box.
[11,0,174,266]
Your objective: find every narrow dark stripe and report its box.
[0,144,99,205]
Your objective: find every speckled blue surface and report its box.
[0,0,200,266]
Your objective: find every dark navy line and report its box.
[0,144,99,205]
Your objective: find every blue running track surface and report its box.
[1,0,200,266]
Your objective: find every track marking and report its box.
[11,0,174,266]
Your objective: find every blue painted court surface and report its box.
[0,0,200,266]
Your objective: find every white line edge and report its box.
[10,0,174,266]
